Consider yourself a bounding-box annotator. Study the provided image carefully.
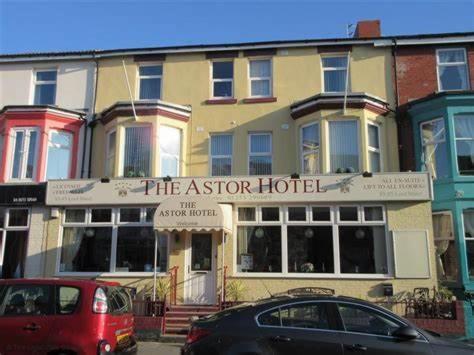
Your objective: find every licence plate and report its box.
[116,333,130,344]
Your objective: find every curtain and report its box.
[123,126,151,177]
[302,124,320,174]
[463,210,474,238]
[250,134,271,153]
[322,57,348,92]
[251,80,270,96]
[329,121,359,172]
[61,227,84,272]
[250,60,270,77]
[454,116,474,174]
[11,131,24,179]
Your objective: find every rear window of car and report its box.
[57,286,80,315]
[107,287,132,315]
[0,284,52,316]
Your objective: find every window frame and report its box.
[453,114,474,176]
[462,208,474,279]
[321,54,350,93]
[233,204,390,279]
[436,48,470,92]
[32,68,57,105]
[136,62,163,100]
[209,133,233,176]
[8,127,40,181]
[211,60,234,99]
[419,117,447,179]
[248,58,273,98]
[120,124,153,178]
[105,129,116,177]
[300,122,321,174]
[367,121,382,173]
[45,129,73,180]
[248,132,273,175]
[327,119,360,173]
[57,207,170,277]
[159,124,181,177]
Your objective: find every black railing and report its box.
[132,300,165,317]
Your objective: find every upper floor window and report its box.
[249,133,272,175]
[368,123,381,173]
[249,59,272,97]
[432,211,458,282]
[46,130,73,179]
[420,118,449,179]
[463,209,474,279]
[138,65,162,100]
[322,56,349,93]
[454,115,474,175]
[212,61,233,98]
[329,120,359,173]
[301,123,320,174]
[210,134,232,176]
[437,49,469,91]
[160,125,181,177]
[34,70,57,105]
[10,128,39,180]
[106,130,116,177]
[123,126,151,177]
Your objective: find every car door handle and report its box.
[344,344,368,352]
[271,335,292,342]
[23,323,41,331]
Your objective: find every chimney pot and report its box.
[354,20,381,38]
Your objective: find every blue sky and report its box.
[0,0,473,54]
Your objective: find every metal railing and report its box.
[132,299,165,317]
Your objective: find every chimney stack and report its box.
[354,20,381,38]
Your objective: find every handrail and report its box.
[168,266,179,306]
[223,265,228,306]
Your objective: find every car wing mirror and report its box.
[392,325,419,341]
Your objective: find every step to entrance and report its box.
[164,305,220,335]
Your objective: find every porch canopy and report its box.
[153,196,232,233]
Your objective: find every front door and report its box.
[184,233,216,305]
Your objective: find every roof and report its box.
[0,105,87,119]
[407,90,474,109]
[0,31,473,63]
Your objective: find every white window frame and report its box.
[209,133,233,176]
[8,127,40,181]
[211,60,234,99]
[248,132,272,175]
[248,58,272,98]
[300,122,321,174]
[105,130,116,177]
[0,208,30,278]
[367,121,382,173]
[286,206,310,224]
[327,119,361,173]
[321,54,350,93]
[136,63,163,100]
[419,117,446,178]
[32,69,57,105]
[461,209,474,277]
[45,129,73,180]
[121,124,153,177]
[233,204,391,279]
[453,114,474,175]
[57,207,170,277]
[436,48,469,92]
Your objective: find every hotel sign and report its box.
[46,173,432,206]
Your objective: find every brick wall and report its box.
[409,301,465,336]
[135,316,163,330]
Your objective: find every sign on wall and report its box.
[0,183,46,205]
[46,173,432,206]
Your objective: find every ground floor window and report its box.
[59,207,168,274]
[463,209,474,278]
[236,205,388,276]
[0,208,30,279]
[433,211,458,281]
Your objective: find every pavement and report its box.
[138,341,182,355]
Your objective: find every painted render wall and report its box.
[91,45,397,178]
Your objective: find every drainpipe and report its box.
[391,39,405,171]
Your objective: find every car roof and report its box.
[0,278,121,287]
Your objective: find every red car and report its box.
[0,278,137,355]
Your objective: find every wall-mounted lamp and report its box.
[163,176,172,182]
[290,173,300,179]
[100,177,110,183]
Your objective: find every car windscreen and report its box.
[107,286,132,315]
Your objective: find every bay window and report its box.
[210,134,233,176]
[138,64,162,100]
[34,70,57,105]
[249,133,272,175]
[46,130,73,179]
[437,48,469,91]
[160,125,181,177]
[420,118,449,179]
[212,61,233,98]
[322,56,349,93]
[329,120,359,173]
[123,126,151,177]
[433,212,458,281]
[301,123,320,174]
[235,205,389,276]
[10,128,39,180]
[249,59,272,97]
[368,123,381,172]
[106,130,116,177]
[454,115,474,175]
[59,207,168,274]
[463,209,474,278]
